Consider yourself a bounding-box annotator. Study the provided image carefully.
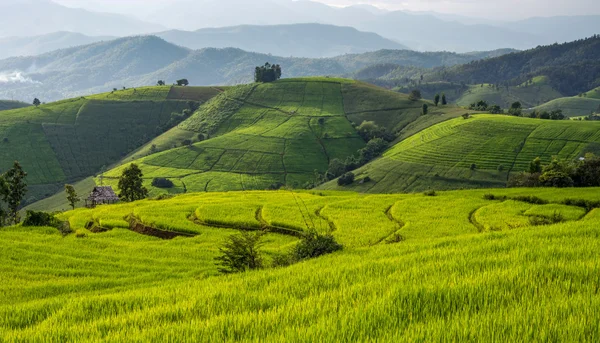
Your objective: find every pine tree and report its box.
[441,93,447,105]
[434,94,440,106]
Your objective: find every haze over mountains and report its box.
[1,0,599,53]
[0,35,516,102]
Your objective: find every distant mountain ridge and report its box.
[0,36,517,102]
[0,32,114,59]
[155,24,408,58]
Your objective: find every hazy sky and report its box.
[53,0,600,20]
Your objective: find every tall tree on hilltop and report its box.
[3,161,27,225]
[254,63,282,83]
[441,93,447,105]
[434,94,440,106]
[118,163,148,202]
[33,98,41,107]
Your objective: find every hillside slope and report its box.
[99,78,463,196]
[428,35,600,96]
[321,115,600,193]
[0,85,220,204]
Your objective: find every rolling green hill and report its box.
[4,187,600,340]
[395,80,563,109]
[96,78,464,197]
[322,114,600,193]
[532,96,600,117]
[0,100,29,111]
[0,85,220,204]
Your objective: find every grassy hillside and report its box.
[322,114,600,193]
[97,78,462,196]
[0,100,29,111]
[3,187,600,340]
[0,85,220,204]
[533,96,600,117]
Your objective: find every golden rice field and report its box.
[2,187,600,341]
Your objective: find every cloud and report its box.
[0,71,42,85]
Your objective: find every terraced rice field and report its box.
[323,114,600,193]
[3,187,600,341]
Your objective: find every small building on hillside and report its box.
[85,186,120,208]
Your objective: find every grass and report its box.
[322,114,600,193]
[455,83,563,109]
[95,78,460,197]
[3,187,600,341]
[532,95,600,117]
[0,86,220,205]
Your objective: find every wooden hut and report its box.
[85,186,120,208]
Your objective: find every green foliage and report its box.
[151,178,174,189]
[22,210,61,227]
[292,230,343,261]
[422,103,428,115]
[64,184,79,210]
[508,102,522,116]
[408,89,422,101]
[32,98,40,107]
[434,93,440,106]
[215,231,264,274]
[441,93,447,105]
[254,63,282,83]
[176,79,189,86]
[2,161,27,225]
[118,164,148,202]
[469,100,489,111]
[337,172,355,186]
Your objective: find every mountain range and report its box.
[0,36,516,102]
[2,0,600,53]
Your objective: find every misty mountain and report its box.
[0,36,517,102]
[0,32,114,59]
[499,16,600,45]
[139,0,546,52]
[0,0,164,37]
[156,24,408,58]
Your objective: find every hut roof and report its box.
[87,186,119,201]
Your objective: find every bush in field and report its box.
[152,178,174,189]
[338,172,355,186]
[215,231,264,274]
[23,211,61,227]
[292,230,343,261]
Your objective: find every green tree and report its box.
[215,231,264,274]
[434,94,440,106]
[157,80,165,86]
[176,79,189,86]
[508,102,522,116]
[254,63,282,83]
[422,103,428,115]
[441,93,447,105]
[33,98,41,107]
[64,184,80,210]
[3,161,27,225]
[117,163,148,202]
[529,157,543,173]
[408,89,422,101]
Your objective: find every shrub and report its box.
[511,195,548,205]
[529,212,564,226]
[215,231,264,274]
[424,190,437,196]
[462,113,470,119]
[181,139,192,147]
[470,163,477,170]
[497,164,505,172]
[2,137,8,143]
[385,233,404,244]
[337,172,355,186]
[75,230,87,238]
[22,211,61,228]
[483,194,507,201]
[292,230,343,261]
[151,178,174,189]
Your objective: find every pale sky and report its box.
[53,0,600,20]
